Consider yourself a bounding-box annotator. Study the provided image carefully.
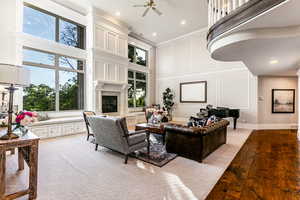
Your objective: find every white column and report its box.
[297,69,300,140]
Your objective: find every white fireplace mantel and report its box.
[95,80,129,115]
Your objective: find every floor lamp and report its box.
[0,63,30,140]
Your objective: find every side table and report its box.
[0,130,39,200]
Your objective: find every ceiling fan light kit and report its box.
[133,0,163,17]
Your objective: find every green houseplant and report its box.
[162,88,175,121]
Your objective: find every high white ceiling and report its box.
[64,0,208,44]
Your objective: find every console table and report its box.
[0,130,39,200]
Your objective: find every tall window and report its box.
[128,70,147,108]
[23,4,85,49]
[128,45,147,67]
[23,48,84,112]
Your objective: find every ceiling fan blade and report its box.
[133,5,147,7]
[142,7,150,17]
[152,7,162,16]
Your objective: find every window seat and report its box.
[28,117,86,139]
[30,116,84,126]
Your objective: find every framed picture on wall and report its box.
[272,89,295,113]
[180,81,207,103]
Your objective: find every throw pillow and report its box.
[205,115,219,126]
[37,113,50,121]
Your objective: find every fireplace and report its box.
[102,96,118,113]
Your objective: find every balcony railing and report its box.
[208,0,250,28]
[207,0,287,44]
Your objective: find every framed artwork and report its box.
[180,81,207,103]
[272,89,295,113]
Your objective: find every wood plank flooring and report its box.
[206,129,300,200]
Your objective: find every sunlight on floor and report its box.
[163,172,198,200]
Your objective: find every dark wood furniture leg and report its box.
[10,148,15,155]
[0,149,5,200]
[124,154,128,164]
[29,142,38,200]
[146,131,150,158]
[95,144,98,151]
[233,117,237,129]
[18,148,24,171]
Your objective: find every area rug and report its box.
[132,134,177,167]
[90,134,177,167]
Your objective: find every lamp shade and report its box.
[0,63,30,86]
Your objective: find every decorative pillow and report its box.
[149,114,162,124]
[188,116,207,127]
[205,115,219,126]
[37,113,50,121]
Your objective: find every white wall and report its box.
[0,0,21,65]
[156,29,258,124]
[258,76,298,124]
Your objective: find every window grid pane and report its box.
[23,6,56,41]
[59,71,84,111]
[23,49,55,66]
[128,71,147,108]
[23,49,85,112]
[23,65,56,111]
[128,45,148,67]
[23,5,85,50]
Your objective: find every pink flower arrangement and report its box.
[15,111,38,127]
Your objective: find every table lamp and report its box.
[0,63,30,140]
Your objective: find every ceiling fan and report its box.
[133,0,163,17]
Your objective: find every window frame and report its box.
[23,47,85,112]
[128,70,147,109]
[23,3,86,50]
[128,44,148,67]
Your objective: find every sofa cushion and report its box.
[127,132,147,146]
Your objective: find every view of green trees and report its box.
[23,76,81,111]
[23,84,55,111]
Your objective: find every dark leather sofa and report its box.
[164,120,230,162]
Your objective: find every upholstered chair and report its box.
[87,116,150,164]
[83,111,96,141]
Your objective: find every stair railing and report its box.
[208,0,250,28]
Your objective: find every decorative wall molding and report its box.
[156,67,248,81]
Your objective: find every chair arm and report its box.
[124,130,147,137]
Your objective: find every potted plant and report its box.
[162,88,175,121]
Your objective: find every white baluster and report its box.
[208,0,211,27]
[239,0,244,7]
[214,0,217,24]
[232,0,238,10]
[222,0,226,17]
[218,0,222,20]
[227,0,232,14]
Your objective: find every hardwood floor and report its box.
[206,129,300,200]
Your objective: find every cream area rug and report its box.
[6,128,252,200]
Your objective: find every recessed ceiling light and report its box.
[180,20,186,25]
[270,59,279,64]
[115,11,121,16]
[152,32,157,37]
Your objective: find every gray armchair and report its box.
[87,116,150,164]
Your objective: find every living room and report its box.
[1,0,300,199]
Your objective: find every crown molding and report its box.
[157,27,208,47]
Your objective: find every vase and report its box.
[20,126,29,136]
